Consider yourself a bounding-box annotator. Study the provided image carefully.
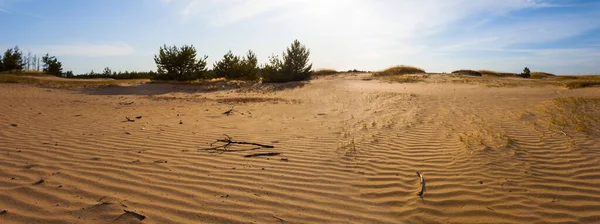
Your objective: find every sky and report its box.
[1,0,599,75]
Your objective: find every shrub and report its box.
[374,65,425,76]
[451,70,482,76]
[153,44,208,81]
[521,67,531,78]
[262,40,312,83]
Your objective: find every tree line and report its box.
[1,40,314,83]
[0,46,66,77]
[153,39,313,82]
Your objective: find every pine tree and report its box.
[153,44,208,81]
[522,67,531,78]
[262,40,312,83]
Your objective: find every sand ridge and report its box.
[1,74,599,223]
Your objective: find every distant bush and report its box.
[521,67,531,78]
[313,69,338,76]
[153,44,208,81]
[262,40,312,83]
[451,70,482,76]
[374,65,425,76]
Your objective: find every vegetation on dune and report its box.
[477,70,517,77]
[213,50,259,81]
[565,80,600,89]
[261,40,313,83]
[451,70,482,76]
[153,44,208,81]
[313,69,339,76]
[374,65,425,76]
[530,72,555,79]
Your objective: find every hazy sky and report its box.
[1,0,599,74]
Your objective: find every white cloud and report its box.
[34,43,134,57]
[163,0,599,73]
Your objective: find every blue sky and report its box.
[1,0,599,75]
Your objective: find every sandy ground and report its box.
[1,74,599,223]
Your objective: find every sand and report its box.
[1,74,599,223]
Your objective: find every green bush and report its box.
[262,40,312,83]
[153,44,208,81]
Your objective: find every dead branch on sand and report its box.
[223,105,236,116]
[114,210,146,221]
[200,134,275,152]
[416,172,426,197]
[124,117,135,122]
[244,152,281,158]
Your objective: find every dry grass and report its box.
[565,80,600,89]
[537,97,600,135]
[478,70,518,77]
[452,70,482,76]
[374,65,425,76]
[554,75,600,89]
[530,72,556,79]
[0,74,147,88]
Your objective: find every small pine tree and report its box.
[0,55,4,72]
[2,46,25,72]
[240,50,259,81]
[522,67,531,78]
[154,44,208,81]
[64,71,74,78]
[41,53,63,77]
[262,40,312,83]
[213,50,241,79]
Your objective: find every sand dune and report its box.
[1,74,599,223]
